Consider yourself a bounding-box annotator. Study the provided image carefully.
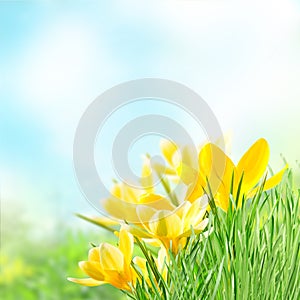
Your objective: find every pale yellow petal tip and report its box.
[96,217,119,226]
[247,164,289,198]
[78,261,85,268]
[67,277,81,284]
[197,194,209,208]
[81,215,119,228]
[160,138,175,148]
[251,138,269,152]
[257,137,268,144]
[67,277,103,286]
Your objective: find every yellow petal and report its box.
[193,218,209,232]
[138,193,167,204]
[180,218,209,237]
[247,165,288,198]
[186,172,206,202]
[99,243,124,272]
[88,247,100,262]
[157,247,168,280]
[176,162,198,185]
[177,237,188,252]
[152,162,178,176]
[91,216,119,227]
[214,192,230,212]
[146,196,175,211]
[111,183,122,198]
[160,138,178,167]
[236,138,270,193]
[103,270,132,290]
[121,184,141,203]
[180,145,198,170]
[263,165,288,190]
[175,145,199,184]
[103,197,140,223]
[142,238,162,247]
[137,205,157,225]
[79,261,104,281]
[133,256,147,268]
[77,215,119,232]
[136,199,175,223]
[111,182,140,204]
[199,143,234,197]
[148,210,182,238]
[108,183,141,220]
[133,256,148,278]
[170,183,188,205]
[118,229,134,267]
[182,196,208,232]
[141,156,154,194]
[123,223,153,238]
[157,247,168,269]
[174,201,191,219]
[67,277,104,286]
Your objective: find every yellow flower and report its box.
[103,183,175,223]
[102,157,175,223]
[127,196,209,254]
[158,135,232,185]
[189,138,288,211]
[159,139,198,185]
[68,229,138,291]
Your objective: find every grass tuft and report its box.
[133,171,300,299]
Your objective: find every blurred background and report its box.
[1,1,300,299]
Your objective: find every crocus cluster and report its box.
[68,138,287,294]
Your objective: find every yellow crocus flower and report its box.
[103,182,175,223]
[68,229,139,291]
[158,135,232,185]
[189,138,288,211]
[127,196,209,254]
[159,139,198,185]
[159,138,287,211]
[102,156,175,223]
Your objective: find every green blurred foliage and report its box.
[0,212,126,300]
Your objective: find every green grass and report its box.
[131,170,300,299]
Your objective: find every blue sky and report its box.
[1,0,300,230]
